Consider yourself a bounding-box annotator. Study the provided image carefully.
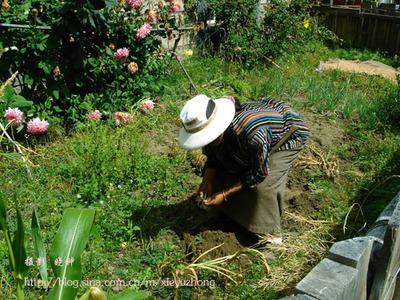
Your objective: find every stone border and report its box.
[281,192,400,300]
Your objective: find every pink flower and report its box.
[286,35,293,39]
[226,96,235,105]
[136,23,151,39]
[125,0,143,9]
[112,112,134,126]
[234,47,241,52]
[153,96,160,102]
[148,9,156,23]
[139,99,154,114]
[128,62,139,74]
[290,21,293,25]
[170,1,181,13]
[86,110,102,121]
[4,107,24,126]
[114,48,129,60]
[27,118,49,134]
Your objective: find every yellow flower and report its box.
[121,241,127,249]
[183,50,193,57]
[304,19,310,29]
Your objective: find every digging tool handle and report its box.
[269,126,299,156]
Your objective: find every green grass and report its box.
[1,43,400,299]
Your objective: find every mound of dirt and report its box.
[318,59,400,82]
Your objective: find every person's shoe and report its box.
[256,233,283,245]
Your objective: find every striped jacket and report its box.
[204,97,310,189]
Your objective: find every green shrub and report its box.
[0,0,183,126]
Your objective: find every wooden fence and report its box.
[313,2,400,54]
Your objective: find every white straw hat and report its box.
[179,95,235,150]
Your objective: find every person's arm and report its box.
[198,167,216,199]
[203,182,243,207]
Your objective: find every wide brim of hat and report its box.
[179,98,235,150]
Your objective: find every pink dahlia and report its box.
[86,110,102,121]
[125,0,143,9]
[128,62,139,74]
[139,99,154,114]
[112,112,134,126]
[170,1,181,13]
[114,48,129,60]
[136,22,151,39]
[4,107,24,126]
[148,9,156,23]
[27,118,49,135]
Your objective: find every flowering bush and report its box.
[0,0,186,127]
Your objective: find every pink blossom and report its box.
[86,110,102,121]
[153,96,160,102]
[114,48,129,60]
[4,107,24,126]
[290,21,293,25]
[170,1,181,13]
[128,62,139,74]
[234,47,241,52]
[286,35,293,39]
[136,23,151,39]
[112,112,134,126]
[226,96,236,105]
[139,99,154,114]
[125,0,143,9]
[148,9,156,23]
[27,118,49,134]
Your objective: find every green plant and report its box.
[0,0,183,126]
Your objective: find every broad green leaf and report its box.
[105,0,118,8]
[0,193,8,232]
[24,75,34,86]
[12,203,29,279]
[2,85,15,102]
[109,289,152,300]
[46,209,95,300]
[11,96,34,108]
[90,224,102,242]
[31,206,48,288]
[53,90,60,100]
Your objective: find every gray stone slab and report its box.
[366,191,400,239]
[328,237,375,300]
[295,258,358,300]
[370,198,400,300]
[280,295,317,299]
[328,236,375,269]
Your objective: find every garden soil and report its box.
[162,108,351,258]
[318,59,400,82]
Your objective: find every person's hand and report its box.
[198,180,212,199]
[204,191,225,207]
